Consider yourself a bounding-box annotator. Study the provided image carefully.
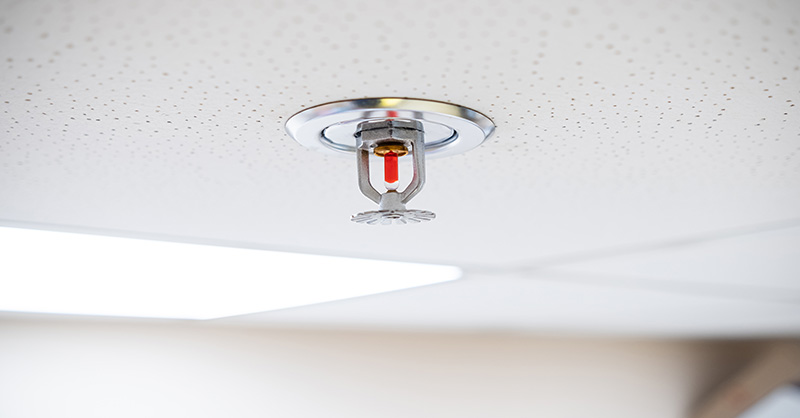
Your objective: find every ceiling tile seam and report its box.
[465,218,800,275]
[205,279,466,323]
[499,270,800,307]
[3,217,800,274]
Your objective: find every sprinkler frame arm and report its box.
[355,119,426,206]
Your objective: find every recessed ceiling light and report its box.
[0,226,461,320]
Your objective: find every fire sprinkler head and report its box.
[284,98,495,224]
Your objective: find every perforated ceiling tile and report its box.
[1,0,799,266]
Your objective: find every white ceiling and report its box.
[1,0,799,336]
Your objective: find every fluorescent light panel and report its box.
[0,226,461,320]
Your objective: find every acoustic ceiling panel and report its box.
[2,0,798,265]
[1,0,799,334]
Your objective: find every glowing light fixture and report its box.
[0,226,461,320]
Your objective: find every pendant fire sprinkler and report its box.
[285,98,495,225]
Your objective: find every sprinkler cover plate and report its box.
[285,97,495,159]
